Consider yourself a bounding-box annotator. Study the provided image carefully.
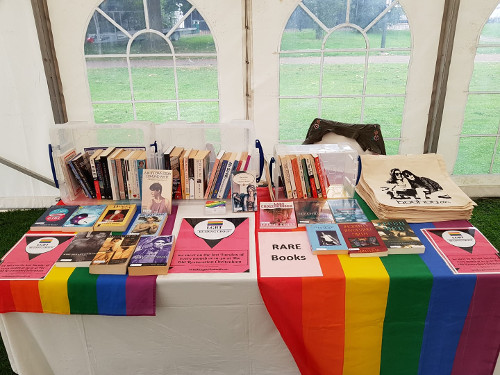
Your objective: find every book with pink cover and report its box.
[169,217,249,273]
[0,234,75,280]
[258,230,323,277]
[422,227,500,274]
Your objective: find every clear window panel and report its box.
[170,32,216,54]
[302,0,347,29]
[469,51,500,92]
[384,140,400,155]
[453,136,496,175]
[179,102,219,122]
[492,149,500,174]
[129,57,176,101]
[321,56,365,96]
[87,58,130,101]
[462,94,500,135]
[135,103,178,122]
[280,98,319,142]
[85,12,131,55]
[366,52,409,95]
[280,54,321,96]
[98,1,146,33]
[363,96,404,137]
[93,103,135,124]
[129,33,171,54]
[324,28,367,52]
[479,11,500,45]
[177,60,219,99]
[364,6,411,49]
[321,97,362,123]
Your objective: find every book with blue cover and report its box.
[61,205,107,232]
[327,199,369,223]
[305,223,349,254]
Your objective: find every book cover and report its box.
[59,148,82,200]
[422,227,500,274]
[68,152,95,198]
[169,146,184,200]
[98,147,116,199]
[231,171,257,212]
[56,231,110,267]
[128,235,175,276]
[89,149,104,199]
[194,149,211,199]
[259,201,297,230]
[89,234,140,275]
[128,212,168,236]
[108,148,124,200]
[278,154,292,199]
[187,149,198,199]
[328,199,369,223]
[210,152,230,199]
[60,205,107,232]
[286,156,297,198]
[179,148,191,199]
[338,222,388,257]
[311,153,328,198]
[223,152,242,199]
[169,218,250,273]
[30,205,80,231]
[294,200,335,226]
[300,156,312,198]
[290,155,304,199]
[258,231,323,277]
[93,204,137,232]
[136,151,147,198]
[141,169,173,214]
[217,152,236,199]
[372,219,425,254]
[204,149,224,199]
[0,234,75,279]
[306,223,348,254]
[163,145,174,170]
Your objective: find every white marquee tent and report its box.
[1,0,499,209]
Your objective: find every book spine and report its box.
[90,156,102,200]
[223,158,240,199]
[188,156,195,199]
[308,155,322,198]
[296,156,308,199]
[305,157,318,198]
[279,155,292,199]
[217,159,234,199]
[286,157,297,199]
[170,155,182,200]
[128,159,139,199]
[136,158,145,198]
[313,154,328,198]
[68,159,92,198]
[194,158,204,200]
[116,158,126,200]
[122,158,129,199]
[244,154,251,171]
[204,155,222,200]
[182,154,189,199]
[290,156,304,199]
[211,159,228,198]
[108,158,119,200]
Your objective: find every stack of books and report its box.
[356,154,475,222]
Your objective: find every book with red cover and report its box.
[338,222,388,257]
[169,217,250,273]
[422,227,500,274]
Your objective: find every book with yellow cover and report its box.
[93,204,137,232]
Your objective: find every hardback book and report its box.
[93,204,137,232]
[68,152,95,198]
[56,231,111,267]
[259,201,297,230]
[305,223,349,254]
[89,234,140,275]
[372,219,425,254]
[60,205,107,232]
[141,169,173,214]
[328,199,369,223]
[231,171,257,212]
[0,234,75,280]
[204,149,225,199]
[169,146,184,200]
[422,227,500,274]
[169,218,249,273]
[128,235,175,276]
[338,222,388,257]
[30,205,79,232]
[294,200,335,226]
[58,148,82,200]
[128,212,168,236]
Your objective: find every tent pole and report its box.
[0,156,56,188]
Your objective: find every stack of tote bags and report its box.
[356,154,475,222]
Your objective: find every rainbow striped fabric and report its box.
[256,197,500,375]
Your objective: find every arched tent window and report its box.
[453,4,500,175]
[84,0,219,124]
[278,0,410,154]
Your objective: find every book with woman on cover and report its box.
[128,235,175,276]
[372,219,425,254]
[306,223,348,254]
[231,171,257,212]
[294,200,335,226]
[141,169,173,214]
[93,204,137,232]
[89,234,140,275]
[259,201,297,229]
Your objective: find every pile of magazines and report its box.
[356,154,475,222]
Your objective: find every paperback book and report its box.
[30,205,79,232]
[141,169,173,214]
[0,234,75,279]
[231,171,257,212]
[60,205,107,232]
[93,204,137,232]
[372,219,425,254]
[128,235,175,276]
[294,200,335,226]
[128,213,168,236]
[89,234,140,275]
[169,218,250,273]
[56,231,110,267]
[305,223,348,255]
[338,222,388,257]
[328,199,369,223]
[422,227,500,274]
[259,201,297,230]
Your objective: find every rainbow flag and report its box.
[256,196,500,375]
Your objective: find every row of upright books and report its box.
[258,199,426,257]
[277,153,328,199]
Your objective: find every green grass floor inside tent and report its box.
[0,199,498,373]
